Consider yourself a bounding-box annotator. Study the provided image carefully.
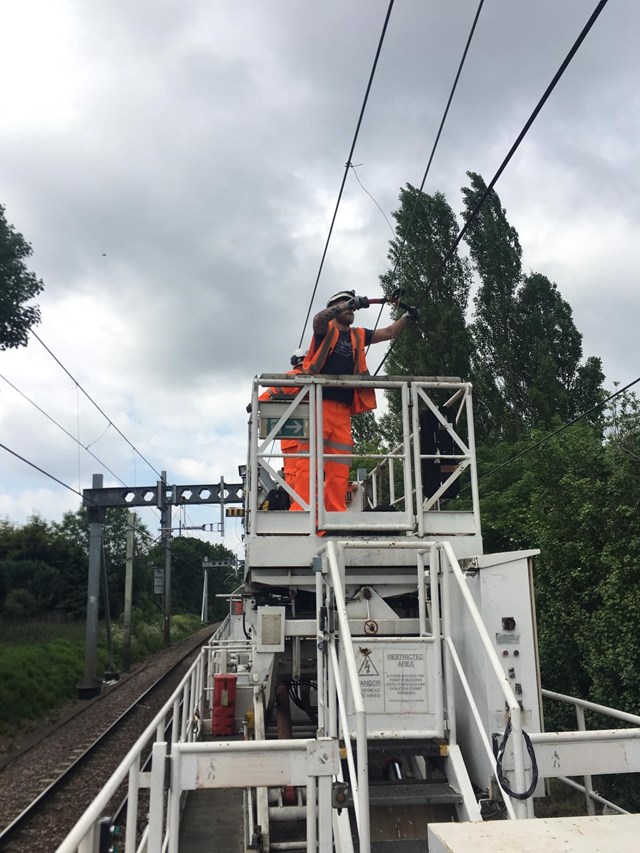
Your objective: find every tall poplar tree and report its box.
[380,184,472,378]
[461,172,604,441]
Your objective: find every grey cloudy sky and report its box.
[1,0,638,548]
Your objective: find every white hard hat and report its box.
[290,347,308,366]
[326,289,355,307]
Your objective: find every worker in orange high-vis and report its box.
[259,348,308,510]
[297,290,418,513]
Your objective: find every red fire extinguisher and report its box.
[211,673,237,736]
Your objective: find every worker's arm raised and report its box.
[370,307,419,344]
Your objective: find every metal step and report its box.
[344,780,462,808]
[369,780,462,806]
[362,737,447,759]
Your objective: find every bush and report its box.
[0,614,205,733]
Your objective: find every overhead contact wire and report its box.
[298,0,396,345]
[31,330,162,478]
[374,0,610,375]
[371,0,486,339]
[0,441,95,504]
[0,372,127,485]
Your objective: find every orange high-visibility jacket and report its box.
[302,323,376,415]
[258,366,303,403]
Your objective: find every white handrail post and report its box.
[465,386,481,536]
[401,380,413,519]
[124,756,141,853]
[417,549,428,636]
[429,544,444,733]
[411,383,425,536]
[576,705,596,815]
[309,383,317,532]
[316,565,326,734]
[326,542,370,852]
[440,544,457,745]
[318,775,333,853]
[307,776,317,852]
[148,742,167,852]
[181,674,191,742]
[168,745,181,852]
[316,384,325,531]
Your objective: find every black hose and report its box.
[495,719,539,801]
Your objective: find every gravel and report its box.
[0,627,213,852]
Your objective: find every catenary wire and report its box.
[373,0,610,375]
[369,0,486,338]
[298,0,396,346]
[0,371,128,486]
[0,438,217,581]
[31,329,162,479]
[0,371,168,530]
[0,441,95,504]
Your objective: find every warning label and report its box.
[354,644,429,714]
[357,655,379,677]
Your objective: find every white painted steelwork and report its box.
[246,375,482,550]
[58,374,640,853]
[167,739,339,853]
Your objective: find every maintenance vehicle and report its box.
[58,374,640,852]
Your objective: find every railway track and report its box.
[0,627,212,852]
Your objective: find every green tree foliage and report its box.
[0,203,44,349]
[582,392,640,714]
[461,172,604,441]
[477,397,640,733]
[377,185,473,447]
[53,507,153,618]
[0,515,87,617]
[147,537,237,622]
[0,509,154,620]
[380,184,473,379]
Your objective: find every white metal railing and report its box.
[57,647,208,853]
[319,541,371,852]
[541,688,640,815]
[411,381,480,538]
[366,436,412,511]
[313,538,453,851]
[249,374,480,536]
[439,540,530,819]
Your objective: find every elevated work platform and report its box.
[246,376,483,581]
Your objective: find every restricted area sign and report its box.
[345,639,443,737]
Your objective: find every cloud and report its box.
[1,0,639,538]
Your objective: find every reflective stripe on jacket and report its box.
[302,323,376,415]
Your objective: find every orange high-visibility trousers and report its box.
[282,438,308,511]
[294,400,352,512]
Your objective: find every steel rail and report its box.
[0,631,208,847]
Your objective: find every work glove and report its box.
[405,305,420,322]
[347,295,370,310]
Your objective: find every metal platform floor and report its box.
[178,788,244,852]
